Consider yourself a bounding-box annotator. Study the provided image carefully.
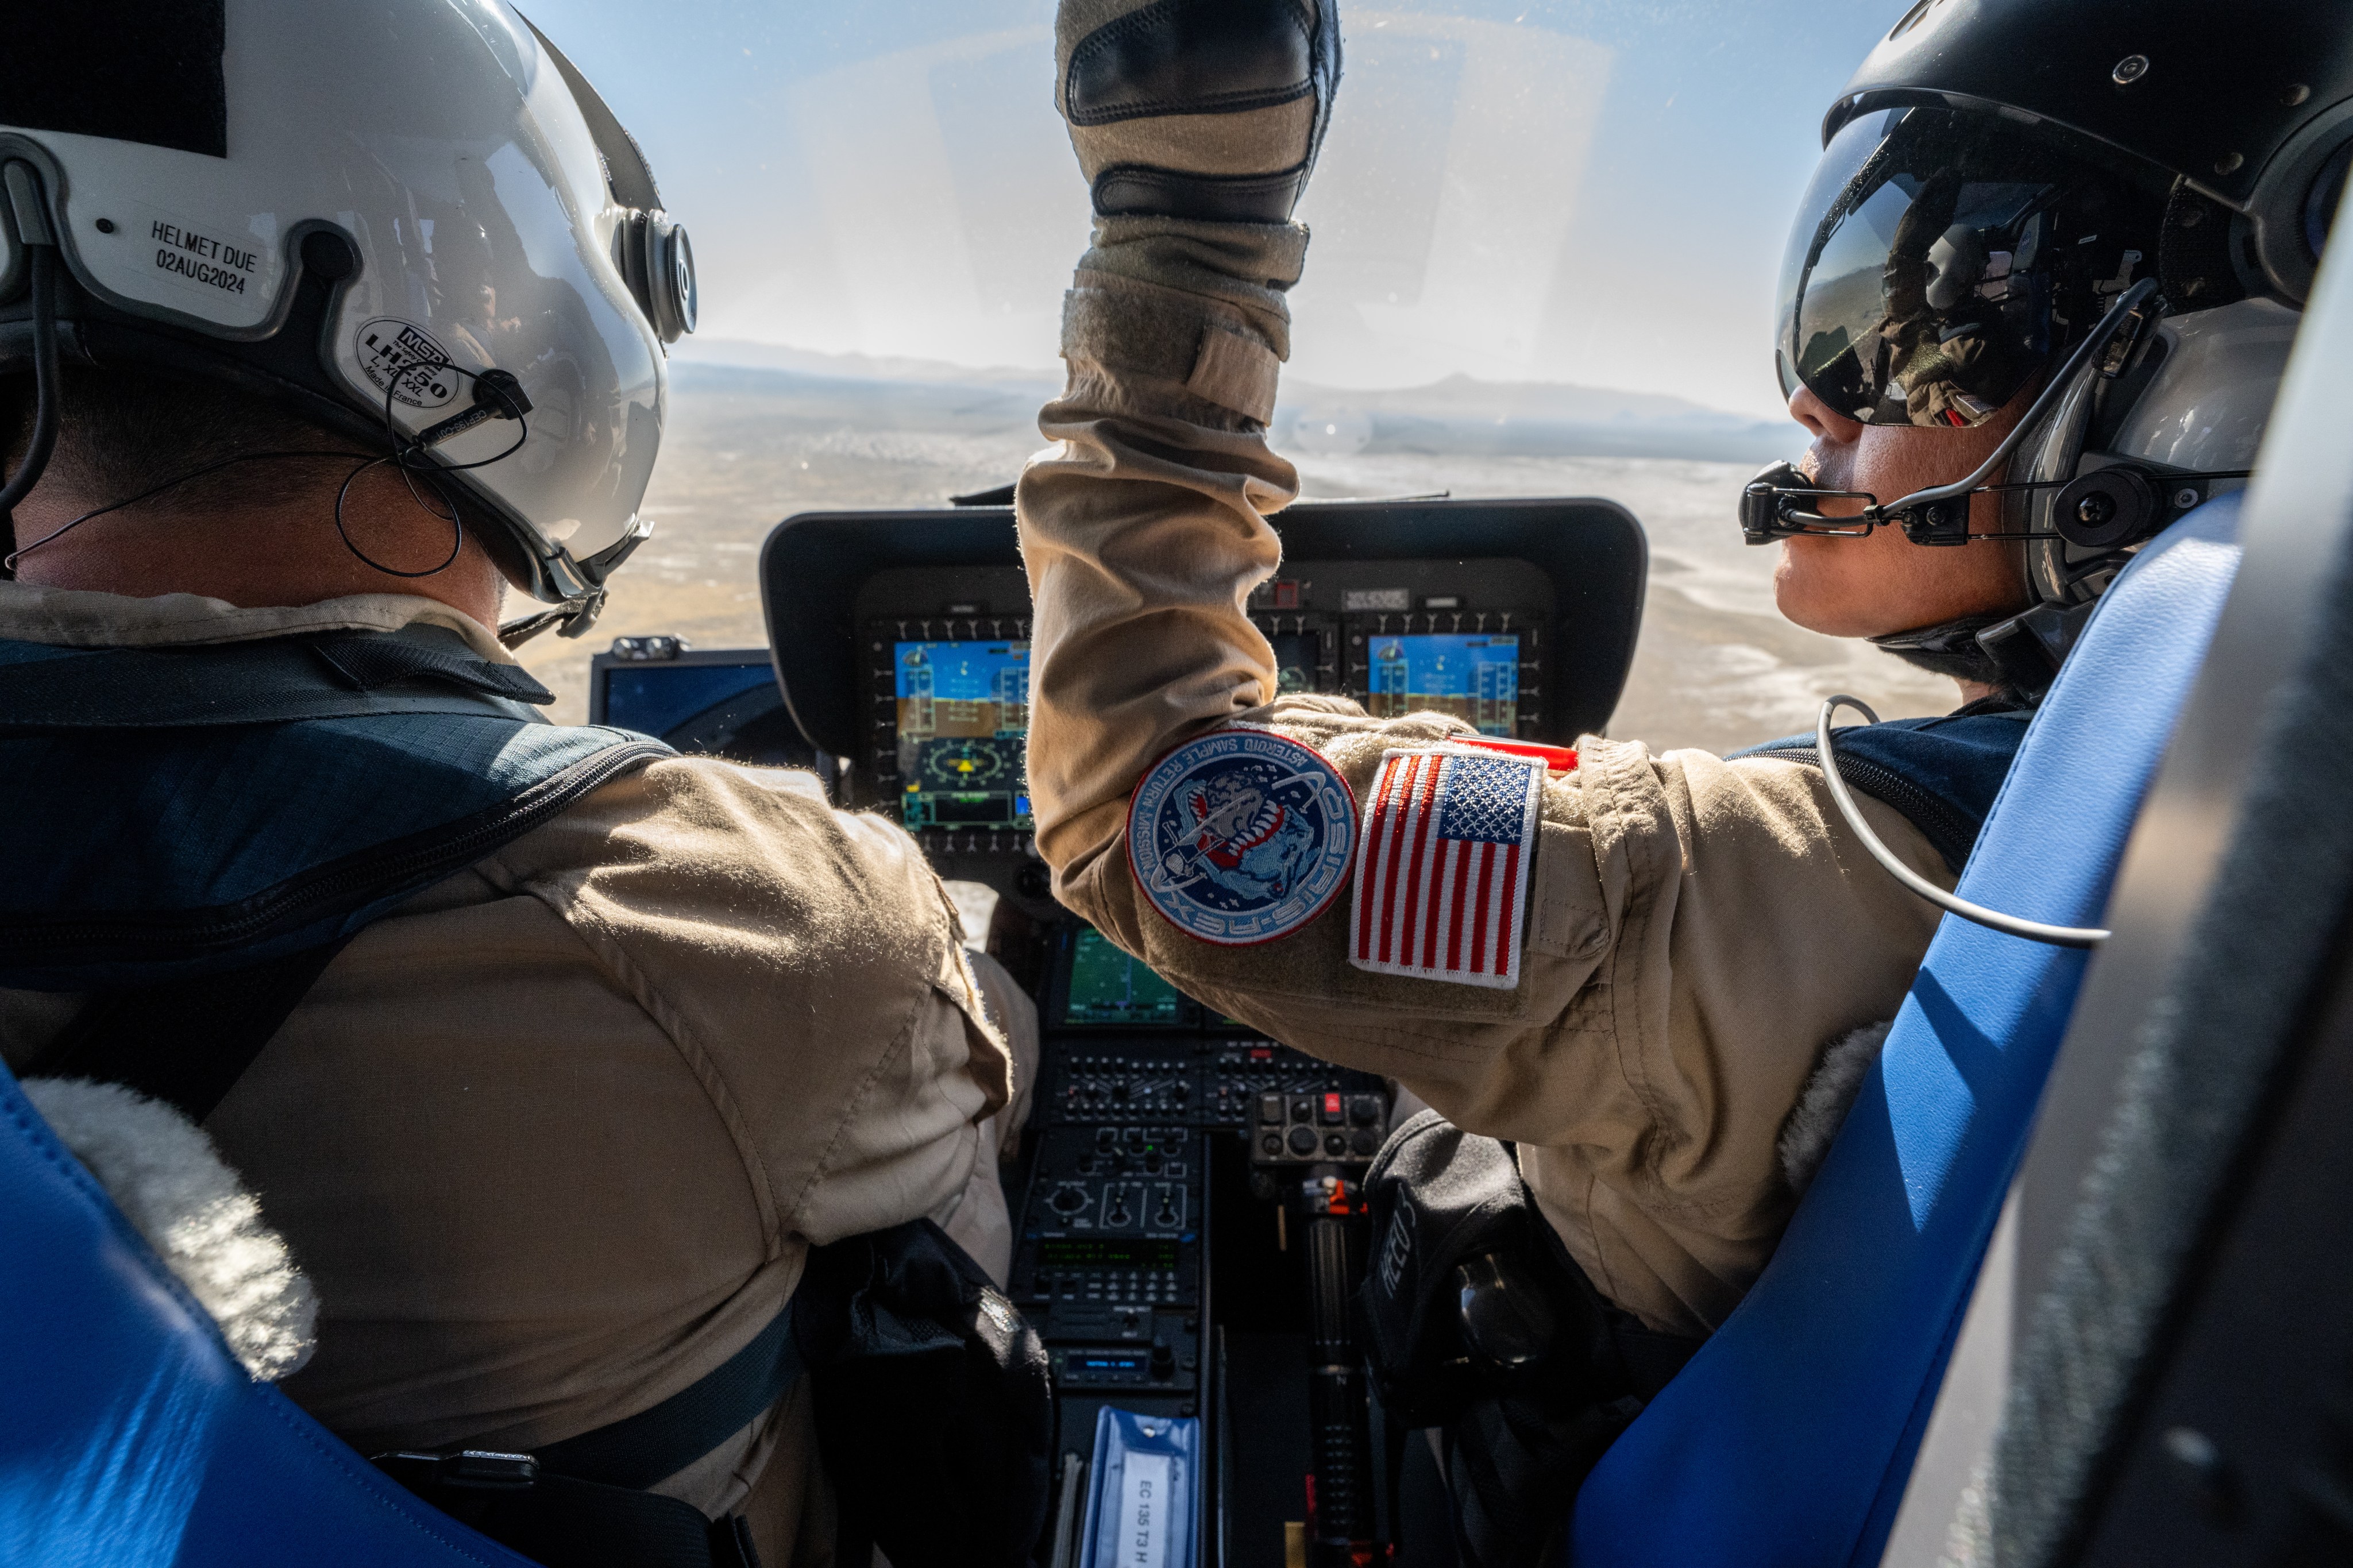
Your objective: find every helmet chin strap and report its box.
[1869,615,2016,688]
[497,596,601,650]
[1861,333,2116,698]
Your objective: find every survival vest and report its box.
[1725,701,2035,874]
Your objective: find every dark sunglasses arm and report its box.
[1870,277,2161,525]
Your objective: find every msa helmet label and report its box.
[356,318,460,408]
[1126,727,1355,947]
[136,207,260,299]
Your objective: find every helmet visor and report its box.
[1775,106,2161,428]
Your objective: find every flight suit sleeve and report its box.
[487,756,1015,1254]
[1016,271,1958,1333]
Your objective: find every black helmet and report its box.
[1742,0,2353,694]
[1835,0,2353,307]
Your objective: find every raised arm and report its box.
[1013,0,1958,1336]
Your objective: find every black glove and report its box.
[1055,0,1342,224]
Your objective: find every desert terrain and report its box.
[512,357,1957,757]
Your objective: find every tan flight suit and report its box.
[1015,230,1958,1341]
[0,581,1036,1568]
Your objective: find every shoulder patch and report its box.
[1349,747,1544,988]
[1127,726,1357,945]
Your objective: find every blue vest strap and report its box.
[0,629,673,989]
[0,624,555,725]
[1727,708,2032,872]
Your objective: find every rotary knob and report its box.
[1286,1125,1318,1157]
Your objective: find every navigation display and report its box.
[1270,629,1320,694]
[894,639,1031,830]
[1367,633,1520,735]
[601,661,777,738]
[1063,928,1187,1026]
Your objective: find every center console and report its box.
[585,494,1648,1566]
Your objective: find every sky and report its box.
[518,0,1914,420]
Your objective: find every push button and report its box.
[1320,1092,1344,1125]
[1260,1093,1285,1124]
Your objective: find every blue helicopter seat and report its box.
[0,1057,542,1567]
[1571,495,2247,1567]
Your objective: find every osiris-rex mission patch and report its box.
[1127,727,1356,946]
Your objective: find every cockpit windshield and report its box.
[514,0,1961,750]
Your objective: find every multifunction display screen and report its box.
[893,639,1031,831]
[600,661,777,739]
[1366,632,1520,736]
[1038,1238,1182,1269]
[1270,628,1321,695]
[1062,928,1187,1026]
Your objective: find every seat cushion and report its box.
[1570,497,2247,1567]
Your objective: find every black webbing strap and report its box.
[37,940,351,1121]
[534,1300,803,1489]
[369,1462,763,1568]
[377,1304,801,1568]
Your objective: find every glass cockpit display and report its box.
[894,639,1031,831]
[1270,629,1321,695]
[1062,927,1187,1026]
[1366,633,1521,735]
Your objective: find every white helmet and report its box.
[0,0,696,640]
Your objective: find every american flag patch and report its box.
[1348,748,1545,988]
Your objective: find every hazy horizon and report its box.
[674,335,1793,425]
[511,369,1951,758]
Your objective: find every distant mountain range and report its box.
[672,339,1790,465]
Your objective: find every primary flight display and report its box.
[893,639,1032,831]
[1367,632,1521,735]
